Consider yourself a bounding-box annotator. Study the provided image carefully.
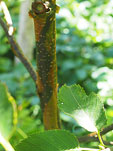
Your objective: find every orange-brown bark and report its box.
[29,1,60,129]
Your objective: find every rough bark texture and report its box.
[17,0,34,62]
[29,0,60,129]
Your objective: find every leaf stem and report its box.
[0,133,15,151]
[17,128,28,139]
[97,131,105,147]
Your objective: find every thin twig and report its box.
[78,124,113,145]
[0,16,37,83]
[78,135,113,146]
[101,124,113,135]
[0,1,37,82]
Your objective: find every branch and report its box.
[30,1,61,129]
[0,16,37,83]
[78,134,113,146]
[0,1,37,82]
[78,124,113,146]
[101,123,113,135]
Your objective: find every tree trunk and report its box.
[29,0,60,129]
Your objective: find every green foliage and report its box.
[58,84,106,132]
[14,84,110,151]
[56,0,113,95]
[0,82,13,139]
[15,130,78,151]
[0,0,113,150]
[0,63,36,97]
[0,57,12,72]
[0,0,20,75]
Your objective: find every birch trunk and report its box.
[16,0,34,62]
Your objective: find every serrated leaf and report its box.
[15,130,78,151]
[58,84,107,132]
[0,82,13,138]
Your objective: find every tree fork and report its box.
[29,0,60,129]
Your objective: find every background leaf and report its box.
[58,84,107,132]
[15,130,78,151]
[0,82,13,139]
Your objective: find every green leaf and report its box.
[0,44,9,55]
[0,82,13,138]
[15,130,78,151]
[76,69,87,81]
[0,58,12,72]
[58,84,107,132]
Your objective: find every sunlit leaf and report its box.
[0,82,13,138]
[58,84,107,132]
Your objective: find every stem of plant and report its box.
[97,131,105,147]
[0,133,15,151]
[17,128,28,139]
[29,0,60,129]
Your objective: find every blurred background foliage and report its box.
[0,0,113,149]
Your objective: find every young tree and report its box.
[0,1,113,151]
[29,0,60,129]
[0,0,60,130]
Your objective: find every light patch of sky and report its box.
[107,99,113,106]
[106,16,113,24]
[97,20,108,31]
[96,36,102,42]
[89,31,97,37]
[97,81,110,96]
[79,0,113,41]
[92,67,109,78]
[58,8,77,25]
[92,67,113,96]
[58,0,113,41]
[74,2,90,30]
[104,0,113,15]
[63,28,69,34]
[78,1,91,15]
[77,18,89,30]
[58,8,72,18]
